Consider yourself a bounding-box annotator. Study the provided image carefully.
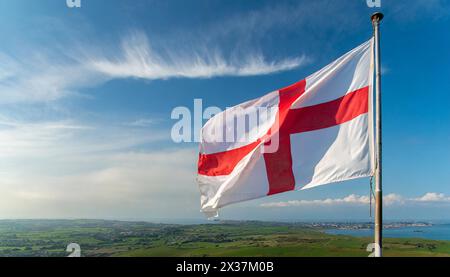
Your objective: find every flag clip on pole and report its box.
[371,12,384,258]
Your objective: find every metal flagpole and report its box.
[371,12,384,258]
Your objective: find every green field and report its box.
[0,220,448,257]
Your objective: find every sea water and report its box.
[325,224,450,241]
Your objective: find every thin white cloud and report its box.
[89,32,308,80]
[201,1,362,44]
[261,193,450,208]
[126,118,160,127]
[0,116,166,159]
[0,52,107,104]
[0,31,308,104]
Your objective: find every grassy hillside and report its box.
[0,220,448,257]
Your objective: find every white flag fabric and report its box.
[197,39,375,217]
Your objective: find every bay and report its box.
[325,224,450,241]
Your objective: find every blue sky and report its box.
[0,0,449,221]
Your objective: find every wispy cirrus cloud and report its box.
[0,31,308,104]
[0,116,166,159]
[261,192,450,208]
[0,51,107,104]
[126,118,160,128]
[90,32,308,80]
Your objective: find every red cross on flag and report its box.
[197,39,376,217]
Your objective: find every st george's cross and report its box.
[197,39,375,217]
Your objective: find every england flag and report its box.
[198,39,375,217]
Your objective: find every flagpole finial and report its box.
[371,12,384,22]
